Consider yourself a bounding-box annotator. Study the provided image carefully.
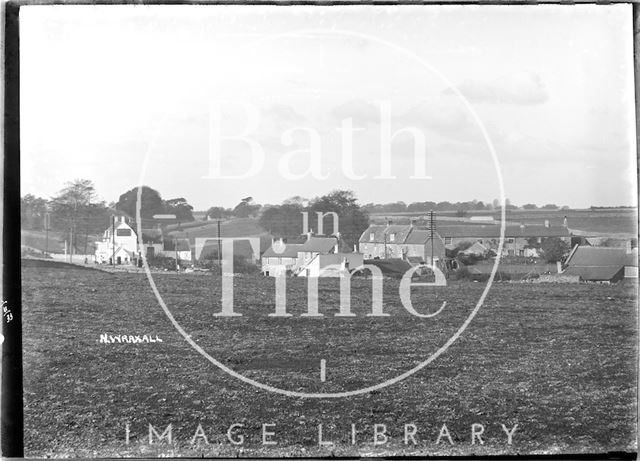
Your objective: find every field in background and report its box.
[371,208,638,236]
[21,229,100,254]
[22,265,637,457]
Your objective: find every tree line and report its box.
[362,199,568,214]
[21,180,197,253]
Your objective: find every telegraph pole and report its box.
[174,236,179,272]
[428,210,436,267]
[44,212,50,255]
[217,219,222,266]
[111,215,116,265]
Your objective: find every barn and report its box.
[562,245,638,282]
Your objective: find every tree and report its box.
[164,197,195,222]
[407,201,437,212]
[540,237,570,263]
[525,237,541,249]
[258,203,304,238]
[541,203,559,210]
[307,190,369,249]
[205,206,231,220]
[116,186,165,221]
[21,194,48,229]
[49,179,109,253]
[233,197,261,218]
[522,203,538,210]
[282,196,308,207]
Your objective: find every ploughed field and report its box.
[22,265,637,457]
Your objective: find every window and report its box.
[389,233,395,242]
[506,238,514,243]
[444,237,452,244]
[116,228,132,236]
[369,233,375,242]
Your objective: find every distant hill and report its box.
[21,229,99,254]
[370,208,638,236]
[166,217,270,240]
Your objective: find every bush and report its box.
[452,266,471,280]
[456,253,484,266]
[146,255,177,271]
[196,252,259,274]
[233,256,260,274]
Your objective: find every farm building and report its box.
[94,217,140,265]
[157,238,193,263]
[261,235,360,277]
[358,224,445,263]
[460,241,490,257]
[562,245,638,282]
[261,241,306,277]
[437,221,572,257]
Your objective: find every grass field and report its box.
[373,209,638,235]
[22,264,637,457]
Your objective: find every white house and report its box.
[95,217,140,265]
[297,253,365,277]
[261,235,362,277]
[261,240,305,277]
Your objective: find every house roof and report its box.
[299,236,337,253]
[360,223,570,243]
[141,228,163,244]
[359,225,442,244]
[262,242,304,258]
[461,241,489,255]
[566,246,637,267]
[437,224,571,239]
[163,238,190,252]
[404,229,444,245]
[563,245,637,281]
[114,246,135,258]
[563,265,624,281]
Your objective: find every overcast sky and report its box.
[21,4,637,210]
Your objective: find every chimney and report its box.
[386,218,392,227]
[410,218,417,228]
[334,241,339,254]
[626,239,633,254]
[563,216,568,228]
[306,231,313,241]
[544,220,550,228]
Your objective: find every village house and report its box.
[261,234,361,277]
[95,216,140,265]
[562,243,638,283]
[159,238,193,264]
[436,220,572,257]
[460,241,490,257]
[358,223,446,263]
[261,241,305,277]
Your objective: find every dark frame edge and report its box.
[2,0,24,458]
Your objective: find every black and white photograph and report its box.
[10,2,639,457]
